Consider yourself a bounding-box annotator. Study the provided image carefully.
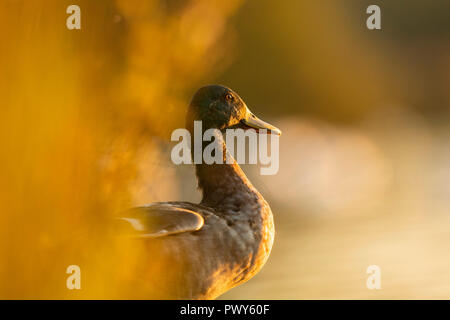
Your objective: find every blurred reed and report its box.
[0,0,242,298]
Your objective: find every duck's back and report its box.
[116,199,274,299]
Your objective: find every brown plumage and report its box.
[118,85,280,299]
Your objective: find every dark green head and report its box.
[186,84,281,135]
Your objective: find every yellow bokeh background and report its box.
[1,0,450,299]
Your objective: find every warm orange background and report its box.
[1,0,450,299]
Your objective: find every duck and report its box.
[117,85,281,299]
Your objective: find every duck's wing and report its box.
[115,203,205,238]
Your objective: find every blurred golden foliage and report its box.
[0,0,242,298]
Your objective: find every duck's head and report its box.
[186,85,281,135]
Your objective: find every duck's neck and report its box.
[192,131,259,207]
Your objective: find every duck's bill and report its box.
[241,113,282,136]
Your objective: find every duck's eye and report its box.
[225,93,234,102]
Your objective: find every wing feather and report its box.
[116,203,204,238]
